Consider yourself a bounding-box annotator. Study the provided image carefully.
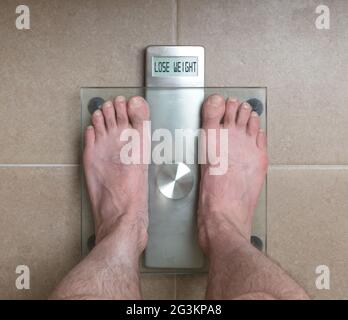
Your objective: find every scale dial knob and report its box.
[156,163,194,200]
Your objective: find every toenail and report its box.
[94,110,102,116]
[227,97,238,103]
[242,102,251,110]
[87,125,94,130]
[116,96,126,103]
[130,96,144,108]
[207,94,223,107]
[104,101,113,108]
[251,111,259,117]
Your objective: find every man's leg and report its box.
[51,96,149,299]
[198,94,309,300]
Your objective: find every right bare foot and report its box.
[198,94,268,258]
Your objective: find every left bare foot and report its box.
[83,96,150,257]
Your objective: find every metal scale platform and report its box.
[80,46,267,273]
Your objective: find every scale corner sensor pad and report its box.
[81,45,267,272]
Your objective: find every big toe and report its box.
[202,94,225,129]
[127,96,150,130]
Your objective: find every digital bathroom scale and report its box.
[80,46,267,273]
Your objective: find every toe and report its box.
[101,100,117,130]
[127,96,150,130]
[84,125,95,148]
[236,102,252,129]
[92,109,106,138]
[257,129,267,150]
[223,97,239,127]
[202,94,225,129]
[247,111,260,136]
[114,96,128,128]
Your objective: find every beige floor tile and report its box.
[0,167,81,299]
[0,0,175,164]
[178,0,348,164]
[176,274,207,300]
[141,274,176,300]
[267,167,348,299]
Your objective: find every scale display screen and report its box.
[152,56,198,77]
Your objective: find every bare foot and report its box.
[83,96,149,257]
[50,99,149,300]
[198,94,268,257]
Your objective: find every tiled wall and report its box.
[0,0,347,299]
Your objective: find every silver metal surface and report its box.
[157,163,194,200]
[146,46,204,87]
[145,46,205,268]
[145,88,205,269]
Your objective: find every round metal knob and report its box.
[157,163,194,200]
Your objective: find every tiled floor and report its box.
[268,167,348,299]
[0,167,80,299]
[0,0,347,299]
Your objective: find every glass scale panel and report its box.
[81,87,267,274]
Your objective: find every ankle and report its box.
[94,229,145,266]
[202,222,251,261]
[199,211,250,250]
[96,208,147,240]
[94,215,148,262]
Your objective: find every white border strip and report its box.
[0,164,79,167]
